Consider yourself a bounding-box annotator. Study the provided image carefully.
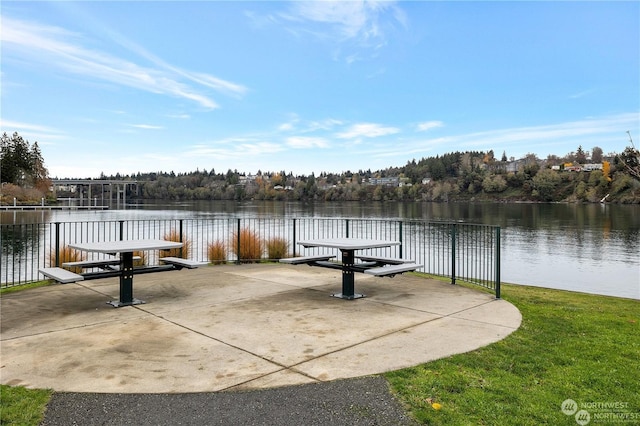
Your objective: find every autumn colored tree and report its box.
[602,161,612,182]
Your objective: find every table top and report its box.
[69,239,183,254]
[297,238,400,250]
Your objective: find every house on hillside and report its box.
[505,159,525,173]
[582,163,603,171]
[368,177,399,186]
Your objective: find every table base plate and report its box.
[107,298,145,308]
[331,293,366,300]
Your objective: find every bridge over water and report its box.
[51,179,138,207]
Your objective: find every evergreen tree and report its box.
[0,132,50,188]
[575,145,587,164]
[617,146,640,180]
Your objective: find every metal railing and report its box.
[1,218,501,297]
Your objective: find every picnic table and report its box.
[281,238,421,299]
[68,239,184,307]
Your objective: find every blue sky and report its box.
[1,1,639,179]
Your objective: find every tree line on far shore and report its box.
[101,145,640,204]
[2,131,640,204]
[0,132,52,204]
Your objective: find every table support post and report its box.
[332,249,365,300]
[108,251,144,307]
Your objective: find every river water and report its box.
[4,201,639,300]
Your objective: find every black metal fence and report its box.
[1,218,501,297]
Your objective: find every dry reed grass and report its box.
[232,228,263,263]
[207,240,227,265]
[266,237,289,260]
[161,230,191,258]
[133,250,147,267]
[47,246,85,273]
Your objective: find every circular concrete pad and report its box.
[1,264,521,393]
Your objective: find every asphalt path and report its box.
[42,376,418,426]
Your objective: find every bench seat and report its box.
[364,263,422,277]
[39,267,84,284]
[62,256,141,269]
[355,255,416,265]
[312,260,343,270]
[279,255,336,265]
[160,257,206,269]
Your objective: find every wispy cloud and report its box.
[458,113,639,149]
[187,72,247,99]
[167,114,191,120]
[129,124,164,130]
[0,120,57,134]
[263,0,407,62]
[0,119,65,144]
[306,118,344,132]
[187,139,286,159]
[288,1,406,42]
[279,122,296,131]
[568,89,596,99]
[365,113,640,160]
[278,114,301,131]
[278,115,343,133]
[416,121,444,132]
[1,17,246,109]
[286,136,329,149]
[336,122,400,139]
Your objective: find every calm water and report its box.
[4,201,639,300]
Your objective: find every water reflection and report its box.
[1,223,41,255]
[1,210,52,225]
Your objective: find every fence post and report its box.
[118,220,124,241]
[292,218,297,256]
[54,222,60,267]
[236,218,241,265]
[179,219,184,258]
[345,219,350,238]
[495,227,501,299]
[398,221,403,258]
[450,223,456,285]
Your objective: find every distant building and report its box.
[505,160,525,173]
[582,163,603,171]
[399,177,412,187]
[554,163,603,172]
[368,177,399,186]
[238,174,256,185]
[53,184,77,193]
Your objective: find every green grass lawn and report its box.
[0,385,52,425]
[386,284,640,425]
[1,281,638,425]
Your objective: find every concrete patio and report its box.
[1,263,521,393]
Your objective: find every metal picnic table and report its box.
[69,239,183,307]
[296,238,402,299]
